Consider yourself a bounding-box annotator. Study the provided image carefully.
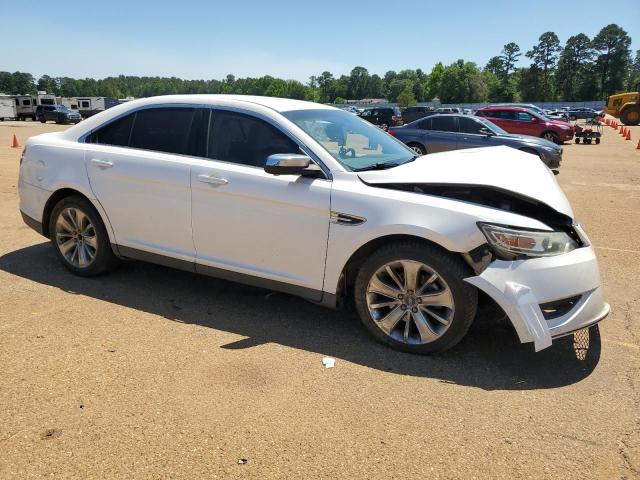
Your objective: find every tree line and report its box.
[1,24,638,108]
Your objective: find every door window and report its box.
[515,111,534,122]
[430,116,458,132]
[459,117,485,134]
[86,113,135,147]
[208,110,299,167]
[129,108,196,155]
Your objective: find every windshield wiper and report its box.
[352,157,417,172]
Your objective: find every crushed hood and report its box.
[358,146,573,219]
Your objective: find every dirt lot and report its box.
[0,119,639,479]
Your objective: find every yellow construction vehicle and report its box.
[603,83,640,125]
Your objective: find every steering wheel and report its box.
[339,146,356,158]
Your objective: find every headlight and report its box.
[559,125,571,130]
[478,223,578,259]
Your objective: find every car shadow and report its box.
[0,243,601,391]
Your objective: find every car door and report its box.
[512,111,538,135]
[84,107,199,262]
[190,109,331,297]
[458,117,495,149]
[422,116,458,152]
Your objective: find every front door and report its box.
[190,109,331,298]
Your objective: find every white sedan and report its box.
[18,95,609,353]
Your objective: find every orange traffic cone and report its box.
[636,139,640,150]
[626,130,631,140]
[11,134,20,148]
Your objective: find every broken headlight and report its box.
[478,223,578,259]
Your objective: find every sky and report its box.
[3,0,639,82]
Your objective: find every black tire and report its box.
[354,241,478,354]
[620,106,640,126]
[40,118,46,123]
[541,131,560,144]
[575,137,580,143]
[585,138,592,145]
[595,137,601,145]
[49,195,118,277]
[407,143,426,155]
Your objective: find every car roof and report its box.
[115,94,335,113]
[478,106,530,111]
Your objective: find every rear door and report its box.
[85,107,200,261]
[422,116,458,152]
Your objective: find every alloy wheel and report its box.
[410,145,424,155]
[366,260,455,345]
[54,207,98,268]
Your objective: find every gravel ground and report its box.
[0,119,639,479]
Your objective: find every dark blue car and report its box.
[389,114,562,169]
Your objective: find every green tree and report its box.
[525,32,561,100]
[439,60,488,103]
[11,72,36,94]
[348,66,370,99]
[425,62,444,100]
[396,83,416,108]
[556,34,594,100]
[316,71,335,103]
[500,42,521,77]
[592,24,632,97]
[485,56,504,76]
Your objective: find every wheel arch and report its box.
[334,234,469,306]
[42,187,115,244]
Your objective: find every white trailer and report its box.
[73,97,119,118]
[0,97,17,120]
[11,92,57,120]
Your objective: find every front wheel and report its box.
[50,196,118,276]
[354,241,477,354]
[542,131,560,144]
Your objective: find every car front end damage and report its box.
[463,224,609,351]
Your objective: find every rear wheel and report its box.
[354,241,477,354]
[407,143,426,155]
[620,106,640,126]
[575,137,580,144]
[50,196,118,276]
[542,131,560,144]
[40,118,46,123]
[595,137,601,144]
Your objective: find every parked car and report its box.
[359,106,402,130]
[475,106,574,144]
[36,105,82,124]
[402,106,437,124]
[18,95,609,354]
[388,114,562,169]
[563,107,601,121]
[545,108,570,121]
[492,103,568,121]
[436,107,460,114]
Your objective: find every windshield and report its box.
[476,116,509,135]
[283,109,414,171]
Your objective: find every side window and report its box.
[430,116,458,132]
[22,99,31,106]
[497,110,516,120]
[129,108,196,155]
[418,118,432,130]
[86,113,135,147]
[208,111,299,167]
[515,111,533,122]
[459,117,485,134]
[81,101,90,108]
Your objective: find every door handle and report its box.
[198,174,228,185]
[91,158,113,168]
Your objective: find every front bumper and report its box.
[559,129,574,141]
[465,245,609,351]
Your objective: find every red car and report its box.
[475,106,574,144]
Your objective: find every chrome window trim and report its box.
[78,102,333,181]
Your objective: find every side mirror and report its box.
[264,153,322,177]
[479,127,495,136]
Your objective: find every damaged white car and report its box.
[18,95,610,353]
